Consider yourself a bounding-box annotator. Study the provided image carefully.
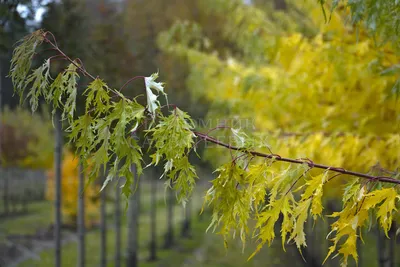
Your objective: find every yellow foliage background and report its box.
[46,150,100,228]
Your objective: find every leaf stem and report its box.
[119,76,146,92]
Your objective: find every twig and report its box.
[42,32,96,81]
[119,76,146,92]
[285,167,312,196]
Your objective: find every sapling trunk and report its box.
[164,180,174,249]
[54,110,62,267]
[115,177,121,267]
[126,164,140,267]
[3,168,9,215]
[100,170,107,267]
[148,176,157,261]
[181,197,191,238]
[77,162,85,267]
[388,222,396,267]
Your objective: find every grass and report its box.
[140,219,210,267]
[11,182,209,267]
[0,201,53,237]
[173,216,390,267]
[2,180,390,267]
[17,206,203,267]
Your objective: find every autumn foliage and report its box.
[46,150,100,229]
[0,107,53,169]
[7,1,400,266]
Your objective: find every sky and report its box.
[16,0,52,25]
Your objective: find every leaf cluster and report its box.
[147,107,198,204]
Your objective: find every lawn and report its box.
[0,180,211,267]
[0,201,53,238]
[2,180,387,267]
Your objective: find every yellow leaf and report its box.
[289,198,311,250]
[363,188,399,237]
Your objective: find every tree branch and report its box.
[193,131,400,185]
[43,32,96,81]
[36,30,400,187]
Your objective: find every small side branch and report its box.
[42,32,96,81]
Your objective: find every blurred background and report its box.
[1,0,400,266]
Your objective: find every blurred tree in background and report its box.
[158,0,400,178]
[46,150,100,229]
[157,0,400,265]
[0,106,53,168]
[0,0,34,53]
[1,0,40,109]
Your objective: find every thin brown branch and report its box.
[42,33,96,81]
[285,168,312,196]
[48,55,67,62]
[327,173,343,182]
[193,131,400,185]
[119,76,145,92]
[44,31,59,47]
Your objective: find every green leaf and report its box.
[47,73,64,113]
[25,59,51,113]
[168,156,198,204]
[9,30,44,102]
[108,99,145,176]
[61,63,79,123]
[205,162,249,250]
[146,108,196,202]
[88,121,110,180]
[68,114,95,158]
[84,78,111,115]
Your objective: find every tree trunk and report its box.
[181,198,191,238]
[389,222,396,267]
[22,188,28,213]
[326,200,340,267]
[0,57,2,169]
[274,0,287,10]
[148,177,157,261]
[126,165,140,267]
[377,225,388,267]
[3,168,9,215]
[54,110,62,267]
[100,171,107,267]
[357,230,362,267]
[77,162,85,267]
[164,181,174,249]
[306,216,313,255]
[115,177,121,267]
